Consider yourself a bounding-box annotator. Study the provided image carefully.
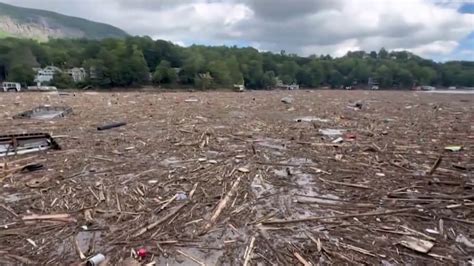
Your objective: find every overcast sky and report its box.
[2,0,474,61]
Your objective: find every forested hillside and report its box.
[1,36,473,89]
[0,2,128,40]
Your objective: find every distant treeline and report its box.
[0,36,473,89]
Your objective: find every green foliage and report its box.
[195,72,213,90]
[52,72,74,89]
[0,36,473,89]
[153,60,177,84]
[7,64,34,86]
[328,69,344,87]
[375,65,393,87]
[262,71,277,88]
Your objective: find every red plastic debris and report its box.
[137,248,148,258]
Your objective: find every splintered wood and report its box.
[201,175,242,235]
[0,90,472,265]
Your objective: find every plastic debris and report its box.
[137,248,148,258]
[176,192,187,201]
[86,253,106,266]
[319,129,345,137]
[444,146,462,152]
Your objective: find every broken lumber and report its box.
[262,207,417,225]
[22,214,76,223]
[294,252,311,266]
[398,236,434,253]
[319,177,371,189]
[133,203,187,238]
[243,236,256,266]
[200,176,241,235]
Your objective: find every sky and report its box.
[2,0,474,61]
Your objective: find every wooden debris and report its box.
[237,167,250,173]
[84,209,94,223]
[428,155,442,175]
[319,177,371,189]
[294,252,311,266]
[398,236,435,253]
[133,203,186,238]
[263,207,416,225]
[22,214,76,223]
[201,176,241,234]
[1,91,472,264]
[243,236,256,266]
[176,249,205,266]
[73,236,86,259]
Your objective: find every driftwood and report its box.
[294,252,311,266]
[319,177,371,189]
[22,214,76,223]
[1,91,472,264]
[133,203,187,238]
[243,236,256,266]
[263,207,417,225]
[201,176,242,234]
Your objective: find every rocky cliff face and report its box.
[0,2,128,40]
[0,16,84,41]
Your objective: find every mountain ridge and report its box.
[0,2,128,40]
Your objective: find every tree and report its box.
[128,46,150,84]
[195,72,213,90]
[308,60,324,86]
[208,60,232,87]
[279,60,299,83]
[262,71,277,89]
[242,59,263,88]
[395,68,414,88]
[152,60,177,85]
[0,36,472,89]
[335,59,355,76]
[296,67,312,87]
[7,65,35,86]
[378,48,389,59]
[419,66,437,85]
[52,72,74,89]
[349,60,370,84]
[179,53,205,84]
[8,46,39,68]
[376,65,393,87]
[226,56,243,85]
[328,69,344,87]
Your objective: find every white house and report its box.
[34,66,62,83]
[67,67,86,82]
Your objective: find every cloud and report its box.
[1,0,473,60]
[242,0,342,20]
